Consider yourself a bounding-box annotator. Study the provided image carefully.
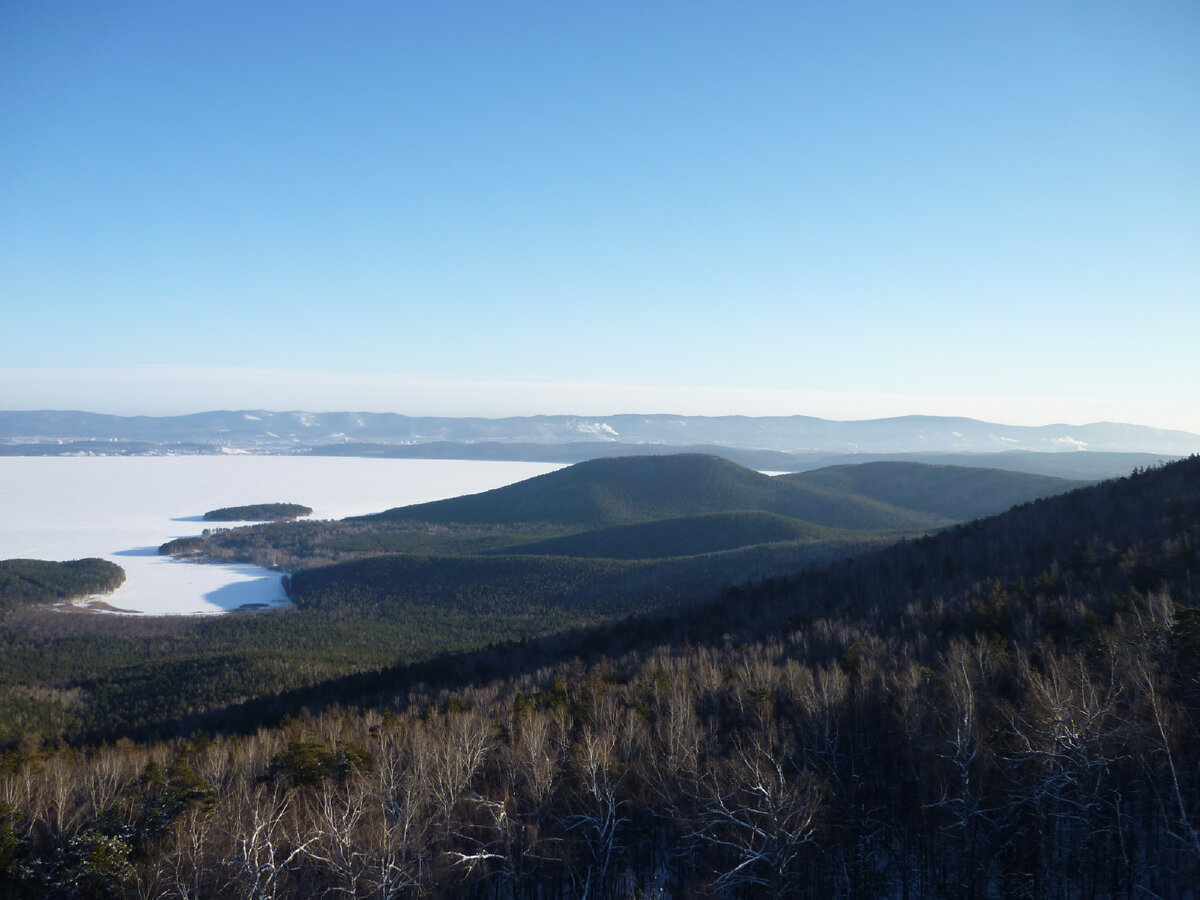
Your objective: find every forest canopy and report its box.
[202,502,312,521]
[0,558,125,611]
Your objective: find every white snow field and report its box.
[0,456,562,615]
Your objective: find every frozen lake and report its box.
[0,456,562,615]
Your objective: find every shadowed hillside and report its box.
[781,460,1085,521]
[508,509,841,559]
[363,453,948,531]
[0,558,125,612]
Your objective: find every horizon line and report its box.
[2,406,1199,439]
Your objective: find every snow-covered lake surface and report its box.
[0,456,562,616]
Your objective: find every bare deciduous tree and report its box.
[690,735,825,894]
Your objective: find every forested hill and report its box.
[305,441,1176,479]
[363,453,951,531]
[0,558,125,612]
[362,453,1086,533]
[509,510,840,559]
[781,460,1087,522]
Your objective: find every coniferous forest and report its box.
[202,503,313,522]
[0,559,125,614]
[0,456,1198,897]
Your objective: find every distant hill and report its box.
[0,434,1172,481]
[3,409,1197,455]
[773,450,1176,481]
[508,510,841,560]
[362,454,948,531]
[780,461,1086,521]
[305,440,1175,480]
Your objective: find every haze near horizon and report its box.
[2,3,1197,431]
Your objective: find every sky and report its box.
[2,2,1198,431]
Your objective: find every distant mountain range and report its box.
[2,409,1198,456]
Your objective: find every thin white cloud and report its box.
[576,422,620,438]
[1052,436,1089,451]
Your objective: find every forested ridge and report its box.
[301,440,1178,478]
[0,457,1197,896]
[779,459,1085,521]
[509,510,840,559]
[361,454,953,531]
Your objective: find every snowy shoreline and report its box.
[0,456,561,615]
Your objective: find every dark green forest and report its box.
[0,559,125,613]
[0,455,1197,896]
[203,503,312,521]
[360,454,955,530]
[779,459,1083,521]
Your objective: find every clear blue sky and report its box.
[2,1,1198,430]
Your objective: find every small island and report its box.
[0,558,126,612]
[203,502,313,522]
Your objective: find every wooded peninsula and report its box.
[0,558,125,613]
